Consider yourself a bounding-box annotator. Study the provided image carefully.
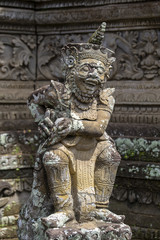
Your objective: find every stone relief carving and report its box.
[34,0,149,10]
[0,169,33,180]
[105,31,143,80]
[134,30,160,80]
[0,178,32,193]
[112,177,160,206]
[112,186,159,205]
[132,226,160,240]
[38,29,160,82]
[108,80,160,89]
[110,137,160,207]
[111,106,159,125]
[0,35,35,81]
[0,8,34,25]
[0,154,34,170]
[108,124,160,139]
[37,34,85,80]
[35,2,160,25]
[0,130,35,239]
[115,90,160,103]
[105,30,160,80]
[0,181,13,198]
[0,132,39,155]
[1,2,159,34]
[0,1,34,8]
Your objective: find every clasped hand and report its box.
[38,109,72,139]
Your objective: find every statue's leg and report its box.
[41,148,74,228]
[69,144,97,222]
[93,140,124,223]
[95,140,121,208]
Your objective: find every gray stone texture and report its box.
[45,221,132,240]
[0,0,160,239]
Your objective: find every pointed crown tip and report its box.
[88,22,107,45]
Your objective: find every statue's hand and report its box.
[55,117,72,137]
[38,109,56,138]
[38,116,54,138]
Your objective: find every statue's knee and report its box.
[98,147,121,164]
[43,149,69,167]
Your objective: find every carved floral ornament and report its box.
[0,30,159,82]
[105,30,160,80]
[38,29,160,81]
[112,184,160,206]
[0,35,36,81]
[37,34,86,80]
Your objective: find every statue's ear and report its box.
[105,56,116,79]
[61,46,77,68]
[65,55,76,68]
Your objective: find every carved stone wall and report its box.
[0,1,160,239]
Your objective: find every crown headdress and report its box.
[62,22,115,69]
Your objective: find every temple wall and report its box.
[0,1,160,239]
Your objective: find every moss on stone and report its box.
[115,138,160,160]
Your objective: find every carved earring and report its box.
[65,56,76,68]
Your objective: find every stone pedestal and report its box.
[45,220,132,240]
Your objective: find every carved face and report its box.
[74,59,106,95]
[138,30,159,79]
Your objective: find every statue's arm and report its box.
[27,89,45,123]
[73,109,111,137]
[27,85,51,122]
[55,90,115,138]
[27,81,65,138]
[27,81,64,122]
[71,94,115,137]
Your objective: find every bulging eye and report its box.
[97,67,104,74]
[81,66,89,72]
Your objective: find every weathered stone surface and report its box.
[45,221,132,240]
[17,22,132,240]
[0,35,36,81]
[0,131,37,239]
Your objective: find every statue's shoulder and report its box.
[50,80,65,94]
[99,88,115,112]
[28,84,48,101]
[28,80,65,103]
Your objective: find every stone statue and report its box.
[18,22,132,240]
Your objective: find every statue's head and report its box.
[61,22,115,99]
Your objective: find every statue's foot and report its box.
[41,210,74,228]
[89,209,125,223]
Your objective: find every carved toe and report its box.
[90,209,125,223]
[41,211,74,228]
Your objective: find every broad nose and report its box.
[88,68,98,78]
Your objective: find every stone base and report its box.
[45,220,132,240]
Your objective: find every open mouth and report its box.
[85,79,99,86]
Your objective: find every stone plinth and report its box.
[45,220,132,240]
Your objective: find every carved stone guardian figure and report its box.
[18,23,132,240]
